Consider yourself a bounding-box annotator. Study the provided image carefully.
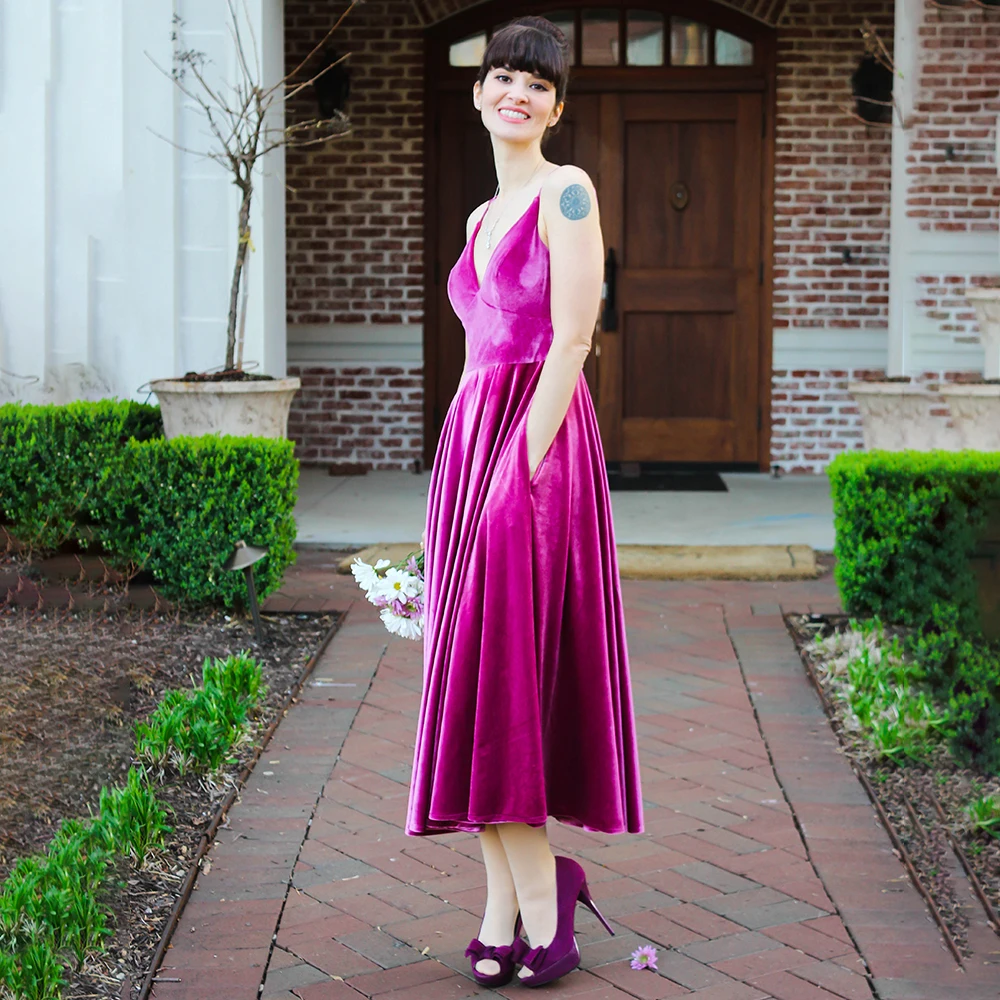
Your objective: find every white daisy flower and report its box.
[380,607,424,640]
[381,567,422,601]
[350,557,393,598]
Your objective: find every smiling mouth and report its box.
[498,108,530,121]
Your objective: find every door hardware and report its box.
[602,247,618,331]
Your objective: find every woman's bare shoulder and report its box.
[540,164,596,227]
[465,201,491,242]
[538,164,598,243]
[541,164,596,210]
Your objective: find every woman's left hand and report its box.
[527,446,542,481]
[526,423,552,481]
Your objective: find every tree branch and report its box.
[264,0,361,102]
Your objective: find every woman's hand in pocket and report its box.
[526,428,552,482]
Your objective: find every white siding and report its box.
[0,0,285,404]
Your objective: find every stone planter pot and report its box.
[966,285,1000,380]
[938,382,1000,452]
[149,377,301,440]
[848,381,960,452]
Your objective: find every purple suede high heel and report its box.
[513,855,615,987]
[465,912,523,988]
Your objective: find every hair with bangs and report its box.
[477,16,571,107]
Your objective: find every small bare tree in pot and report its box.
[148,0,356,438]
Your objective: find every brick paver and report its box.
[148,553,1000,1000]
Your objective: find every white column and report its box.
[246,0,287,378]
[886,0,922,377]
[0,1,53,396]
[0,0,285,404]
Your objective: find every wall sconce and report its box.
[314,47,351,119]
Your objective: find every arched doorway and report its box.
[423,1,776,470]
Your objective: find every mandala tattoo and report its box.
[559,183,591,221]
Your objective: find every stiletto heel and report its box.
[465,912,523,987]
[578,881,615,936]
[515,855,614,988]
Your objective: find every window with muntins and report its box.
[448,9,754,68]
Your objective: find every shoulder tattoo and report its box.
[559,183,591,221]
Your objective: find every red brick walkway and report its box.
[150,554,998,1000]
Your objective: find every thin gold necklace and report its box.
[484,159,546,250]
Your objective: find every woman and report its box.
[406,15,643,988]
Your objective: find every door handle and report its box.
[601,247,617,332]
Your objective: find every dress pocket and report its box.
[523,415,553,489]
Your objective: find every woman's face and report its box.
[473,65,563,144]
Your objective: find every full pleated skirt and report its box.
[405,360,643,836]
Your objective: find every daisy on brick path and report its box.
[630,944,658,971]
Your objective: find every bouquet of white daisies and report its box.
[350,548,425,640]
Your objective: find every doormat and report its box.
[606,468,728,492]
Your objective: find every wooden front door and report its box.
[597,91,763,463]
[429,86,765,467]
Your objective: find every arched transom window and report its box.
[449,9,754,68]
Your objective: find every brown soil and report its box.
[0,580,341,999]
[787,614,1000,960]
[176,370,275,382]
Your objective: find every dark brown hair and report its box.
[477,16,571,108]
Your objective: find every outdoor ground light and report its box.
[224,540,269,643]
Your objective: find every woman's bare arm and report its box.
[526,165,603,478]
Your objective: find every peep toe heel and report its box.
[465,912,523,988]
[515,855,614,988]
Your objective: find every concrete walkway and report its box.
[150,554,998,1000]
[293,470,835,550]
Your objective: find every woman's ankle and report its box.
[478,891,519,944]
[516,867,558,948]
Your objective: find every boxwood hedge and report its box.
[0,401,297,608]
[828,450,1000,772]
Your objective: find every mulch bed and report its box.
[0,551,341,999]
[787,613,1000,960]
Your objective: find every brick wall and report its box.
[285,0,424,327]
[420,0,792,25]
[285,0,426,470]
[907,3,1000,352]
[769,1,894,472]
[771,367,975,471]
[773,0,894,338]
[287,363,424,466]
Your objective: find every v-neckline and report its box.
[469,190,542,292]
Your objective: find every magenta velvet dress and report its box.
[405,190,643,837]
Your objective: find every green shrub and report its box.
[0,401,162,553]
[0,403,297,607]
[105,435,298,607]
[828,450,1000,636]
[907,618,1000,774]
[829,453,1000,774]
